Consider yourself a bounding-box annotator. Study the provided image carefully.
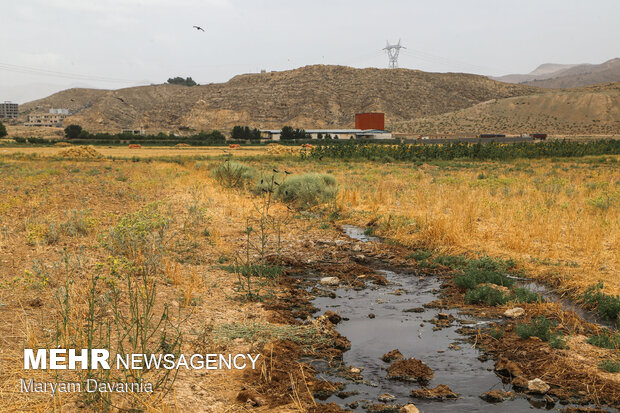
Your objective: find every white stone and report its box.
[320,277,340,286]
[504,307,525,318]
[527,378,550,394]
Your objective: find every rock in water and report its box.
[378,393,396,402]
[480,390,515,403]
[387,358,434,383]
[324,310,342,324]
[410,384,458,400]
[381,349,405,362]
[504,307,525,318]
[495,357,523,377]
[527,378,550,394]
[320,276,340,286]
[400,404,420,413]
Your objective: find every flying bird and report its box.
[193,26,205,32]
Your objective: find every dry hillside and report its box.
[492,58,620,89]
[19,65,537,133]
[391,82,620,135]
[523,58,620,88]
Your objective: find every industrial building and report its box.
[261,112,392,140]
[261,129,392,140]
[0,102,18,119]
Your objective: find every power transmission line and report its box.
[400,48,508,74]
[0,61,145,84]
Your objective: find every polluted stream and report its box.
[303,225,614,412]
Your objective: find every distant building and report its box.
[121,129,145,135]
[355,112,385,131]
[261,112,392,140]
[25,112,67,127]
[261,129,392,140]
[0,102,18,119]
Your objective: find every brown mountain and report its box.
[19,65,537,133]
[390,82,620,135]
[523,58,620,88]
[492,58,620,89]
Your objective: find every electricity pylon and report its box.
[383,39,405,69]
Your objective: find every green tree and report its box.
[0,122,7,138]
[280,126,295,140]
[64,124,83,139]
[167,76,198,86]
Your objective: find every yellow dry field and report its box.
[0,145,270,158]
[0,155,305,412]
[0,149,617,411]
[338,158,619,296]
[277,156,619,297]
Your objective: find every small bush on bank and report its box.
[454,268,515,290]
[587,331,620,349]
[517,316,554,341]
[210,161,256,188]
[514,287,542,303]
[599,359,620,373]
[464,285,510,306]
[275,173,337,209]
[583,283,620,323]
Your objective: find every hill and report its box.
[492,58,620,89]
[18,65,537,133]
[390,82,620,135]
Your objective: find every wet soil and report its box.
[303,225,618,412]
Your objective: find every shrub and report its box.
[0,122,6,138]
[210,160,256,188]
[514,287,542,303]
[583,283,620,322]
[61,209,93,236]
[464,285,510,306]
[516,316,555,341]
[599,359,620,373]
[586,331,620,349]
[103,203,169,261]
[489,327,504,340]
[454,268,515,290]
[549,334,569,349]
[275,173,337,209]
[407,250,433,262]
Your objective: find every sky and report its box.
[1,0,619,103]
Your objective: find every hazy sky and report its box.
[1,0,618,102]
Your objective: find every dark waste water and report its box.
[305,225,614,412]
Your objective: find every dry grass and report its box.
[0,155,279,412]
[0,145,272,158]
[0,147,617,411]
[331,156,620,296]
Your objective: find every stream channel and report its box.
[303,225,615,412]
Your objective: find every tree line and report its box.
[57,124,225,145]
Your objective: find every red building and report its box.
[355,112,385,130]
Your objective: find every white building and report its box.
[260,129,392,141]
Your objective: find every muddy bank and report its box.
[303,226,618,411]
[236,225,618,412]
